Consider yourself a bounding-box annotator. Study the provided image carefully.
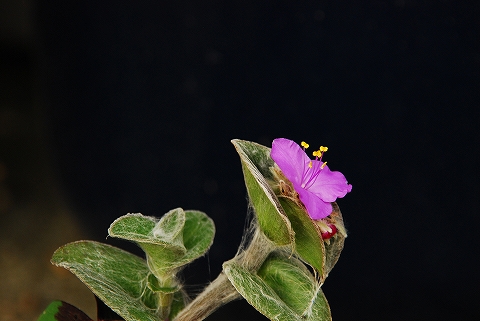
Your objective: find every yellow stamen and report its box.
[321,161,327,169]
[319,146,328,152]
[301,141,309,149]
[312,150,321,157]
[308,161,313,168]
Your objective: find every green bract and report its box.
[224,252,331,321]
[279,198,326,279]
[232,139,293,246]
[323,203,347,277]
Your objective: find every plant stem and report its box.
[174,228,275,321]
[173,272,240,321]
[236,228,275,271]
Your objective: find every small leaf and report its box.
[224,261,299,321]
[108,214,157,242]
[224,253,332,321]
[37,301,93,321]
[108,209,186,248]
[232,139,293,246]
[257,252,316,315]
[144,210,216,275]
[179,210,216,265]
[152,208,185,241]
[51,241,160,321]
[108,209,214,274]
[279,198,325,279]
[258,252,330,320]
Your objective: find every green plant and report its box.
[38,138,352,321]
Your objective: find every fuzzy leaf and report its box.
[108,209,186,271]
[224,253,331,321]
[257,253,316,315]
[232,139,293,246]
[324,203,346,277]
[108,209,214,273]
[224,261,299,321]
[51,241,160,321]
[179,210,216,264]
[279,198,325,279]
[307,290,331,321]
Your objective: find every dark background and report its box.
[1,0,479,320]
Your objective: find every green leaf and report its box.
[257,252,316,315]
[180,210,216,265]
[145,210,216,274]
[324,203,346,277]
[231,139,276,179]
[307,289,331,321]
[232,139,293,246]
[279,198,325,279]
[108,209,186,272]
[37,301,93,321]
[258,252,330,320]
[224,253,332,321]
[108,209,215,274]
[51,241,160,321]
[153,208,185,241]
[224,261,299,321]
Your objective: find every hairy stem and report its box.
[174,228,275,321]
[236,228,275,271]
[173,272,240,321]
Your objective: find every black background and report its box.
[6,0,480,320]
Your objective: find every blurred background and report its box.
[0,0,478,320]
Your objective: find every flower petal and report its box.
[271,138,309,186]
[307,164,352,202]
[294,183,333,219]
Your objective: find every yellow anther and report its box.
[308,161,313,168]
[312,150,321,157]
[321,161,327,169]
[301,141,309,149]
[319,146,328,152]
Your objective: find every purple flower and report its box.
[271,138,352,220]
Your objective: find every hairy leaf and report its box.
[324,203,346,277]
[108,209,215,274]
[279,198,325,278]
[232,139,293,246]
[51,241,160,321]
[224,253,332,321]
[224,261,299,321]
[257,253,316,315]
